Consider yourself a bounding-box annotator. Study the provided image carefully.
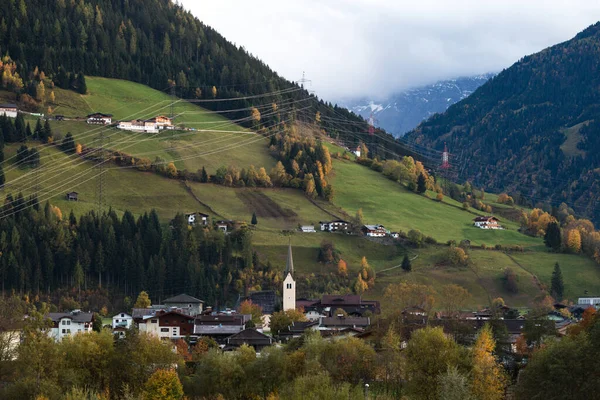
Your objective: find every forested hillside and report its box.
[0,0,412,160]
[406,22,600,223]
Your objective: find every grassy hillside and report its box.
[47,77,275,174]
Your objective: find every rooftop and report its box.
[163,294,204,304]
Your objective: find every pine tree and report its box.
[551,262,564,300]
[251,212,257,225]
[544,221,561,251]
[76,73,87,94]
[200,166,209,183]
[402,254,412,272]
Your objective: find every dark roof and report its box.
[320,327,365,337]
[0,104,17,108]
[320,316,370,327]
[195,325,245,335]
[296,299,319,309]
[289,321,318,332]
[285,242,294,276]
[194,314,250,326]
[47,311,93,323]
[66,191,78,195]
[473,216,499,222]
[246,290,277,315]
[87,112,113,117]
[163,294,204,304]
[226,328,272,346]
[321,295,362,306]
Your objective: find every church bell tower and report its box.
[282,241,296,311]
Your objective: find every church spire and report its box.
[285,239,294,276]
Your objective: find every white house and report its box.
[112,312,133,330]
[578,297,600,308]
[185,212,209,227]
[87,113,112,125]
[301,225,316,233]
[353,146,361,158]
[117,119,158,133]
[163,294,205,316]
[47,311,94,341]
[0,104,18,118]
[319,220,351,232]
[362,224,387,237]
[473,216,502,229]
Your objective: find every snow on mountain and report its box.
[342,73,495,136]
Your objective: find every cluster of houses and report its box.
[300,219,400,239]
[85,112,174,132]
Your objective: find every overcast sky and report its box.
[180,0,600,101]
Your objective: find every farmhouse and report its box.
[112,312,133,330]
[297,294,380,318]
[473,216,502,229]
[65,191,78,201]
[300,225,316,233]
[224,328,273,352]
[193,314,252,344]
[138,310,195,340]
[47,310,94,341]
[319,220,351,232]
[146,115,173,129]
[185,212,209,227]
[578,296,600,308]
[163,293,205,316]
[362,224,387,237]
[0,103,18,118]
[117,119,158,133]
[86,113,113,125]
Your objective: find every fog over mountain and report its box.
[342,73,495,136]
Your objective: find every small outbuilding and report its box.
[66,191,79,201]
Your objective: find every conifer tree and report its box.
[401,254,412,272]
[551,262,564,300]
[544,221,561,251]
[251,212,257,225]
[417,173,427,194]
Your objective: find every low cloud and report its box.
[181,0,600,101]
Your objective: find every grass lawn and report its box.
[510,251,600,302]
[330,158,541,247]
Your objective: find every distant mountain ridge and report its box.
[405,22,600,223]
[344,73,495,136]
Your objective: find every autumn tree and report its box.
[143,369,184,400]
[211,86,217,98]
[503,268,518,293]
[471,324,506,400]
[438,367,473,400]
[337,259,348,277]
[447,246,468,266]
[238,300,263,326]
[440,284,471,318]
[359,256,375,288]
[567,229,582,253]
[384,282,436,316]
[405,326,465,400]
[134,291,151,308]
[550,262,564,300]
[270,309,306,336]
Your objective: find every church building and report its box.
[283,242,296,311]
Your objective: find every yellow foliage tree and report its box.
[75,143,82,154]
[471,324,507,400]
[49,90,55,103]
[315,111,321,123]
[166,162,177,178]
[134,291,151,308]
[436,192,444,202]
[337,259,348,277]
[567,229,582,253]
[51,205,62,221]
[143,369,184,400]
[211,85,217,98]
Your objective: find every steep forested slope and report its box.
[406,22,600,222]
[0,0,411,160]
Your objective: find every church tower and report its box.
[282,241,296,311]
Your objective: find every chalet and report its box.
[473,216,502,229]
[185,212,209,227]
[112,312,133,330]
[215,220,234,233]
[146,115,173,129]
[319,220,351,232]
[318,315,370,332]
[86,113,112,125]
[66,191,79,201]
[578,296,600,309]
[117,119,158,133]
[138,310,195,340]
[47,310,94,341]
[193,314,251,344]
[300,225,316,233]
[224,328,273,352]
[297,294,380,318]
[0,104,18,118]
[278,321,319,341]
[362,224,387,237]
[163,294,205,316]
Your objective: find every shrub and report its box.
[424,236,437,245]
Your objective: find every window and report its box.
[66,320,71,325]
[62,329,66,334]
[121,314,125,317]
[286,283,292,289]
[161,328,169,333]
[151,319,158,323]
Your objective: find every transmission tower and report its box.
[440,143,451,194]
[96,132,105,216]
[367,112,378,136]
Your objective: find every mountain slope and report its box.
[405,22,600,223]
[345,74,494,136]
